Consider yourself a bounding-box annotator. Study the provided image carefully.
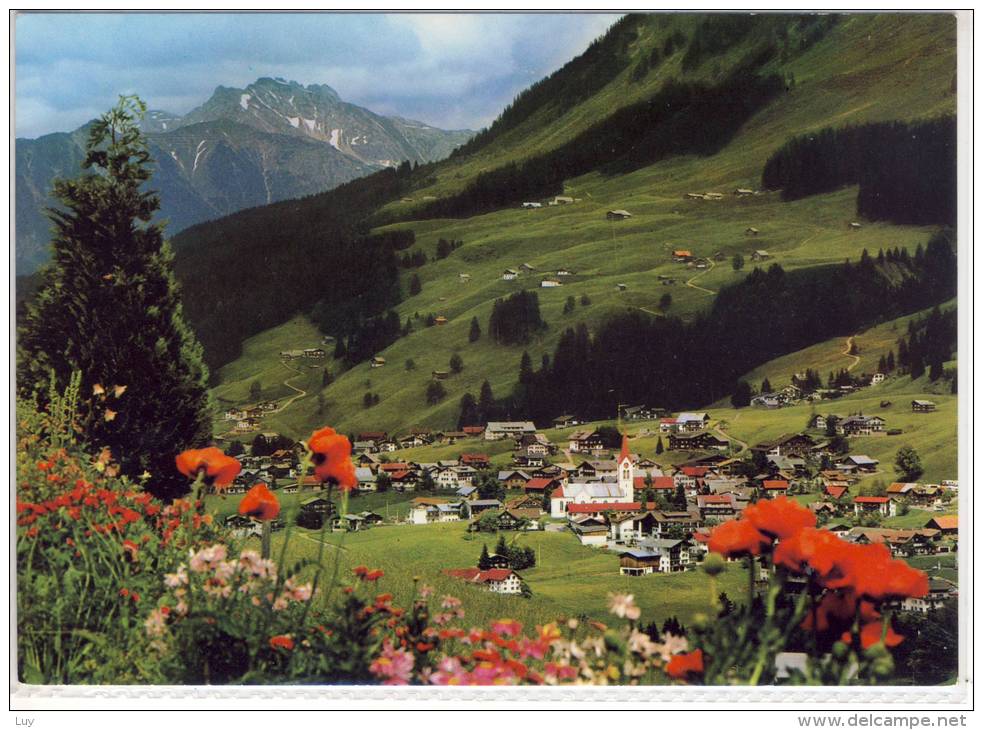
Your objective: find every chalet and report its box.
[636,537,692,573]
[761,479,790,497]
[824,485,849,502]
[840,415,886,436]
[847,527,940,556]
[466,499,503,517]
[377,439,398,452]
[752,433,816,458]
[903,578,957,613]
[672,249,693,262]
[568,429,604,453]
[498,470,532,490]
[853,496,892,517]
[552,414,581,428]
[622,405,663,421]
[355,467,377,491]
[617,283,628,291]
[676,412,710,432]
[668,431,728,451]
[299,495,334,516]
[460,453,490,469]
[444,568,522,594]
[502,269,519,281]
[911,400,937,412]
[619,549,663,576]
[456,485,479,501]
[431,370,450,380]
[808,414,832,431]
[551,196,574,205]
[524,477,560,495]
[648,510,703,538]
[751,250,770,261]
[459,273,472,283]
[606,209,632,220]
[924,515,958,536]
[498,508,542,530]
[521,202,542,209]
[696,494,738,520]
[745,227,759,236]
[871,373,885,385]
[703,192,724,200]
[541,279,562,288]
[841,454,879,473]
[482,554,511,570]
[398,434,427,449]
[659,418,680,433]
[505,494,544,511]
[434,316,448,326]
[569,516,610,546]
[462,426,486,438]
[685,192,704,199]
[360,511,384,526]
[520,263,536,273]
[280,349,305,360]
[485,421,537,440]
[556,268,575,277]
[303,348,326,358]
[849,221,862,229]
[370,356,386,368]
[887,482,918,498]
[735,188,754,196]
[389,471,419,491]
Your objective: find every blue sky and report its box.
[15,12,620,138]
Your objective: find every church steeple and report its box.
[618,433,634,502]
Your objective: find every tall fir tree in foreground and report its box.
[18,96,212,500]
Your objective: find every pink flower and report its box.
[369,640,415,685]
[491,618,523,638]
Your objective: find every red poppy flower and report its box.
[744,496,816,539]
[364,569,384,582]
[307,427,357,490]
[859,620,904,649]
[800,590,880,633]
[665,649,704,679]
[773,527,849,578]
[269,635,294,651]
[238,483,280,521]
[708,520,771,557]
[175,447,241,488]
[353,565,369,577]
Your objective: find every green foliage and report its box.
[425,380,447,406]
[489,290,546,346]
[17,95,211,500]
[895,446,924,481]
[449,353,464,373]
[732,253,745,271]
[468,316,481,343]
[731,381,753,408]
[409,273,422,296]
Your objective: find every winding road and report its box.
[685,258,717,295]
[713,419,749,455]
[277,361,310,411]
[842,334,861,372]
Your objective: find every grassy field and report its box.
[209,14,956,444]
[235,519,750,629]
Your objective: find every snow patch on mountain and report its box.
[302,118,316,132]
[193,141,206,172]
[240,94,251,111]
[329,129,341,150]
[287,116,300,128]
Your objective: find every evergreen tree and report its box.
[458,392,479,429]
[425,380,447,405]
[580,294,591,306]
[655,437,664,454]
[450,353,464,373]
[495,535,509,561]
[895,446,924,481]
[375,471,391,493]
[673,484,687,510]
[227,440,245,457]
[333,337,347,359]
[563,295,576,315]
[250,380,262,401]
[418,471,435,492]
[405,358,416,371]
[322,368,333,387]
[409,273,422,296]
[659,293,673,311]
[760,378,772,394]
[18,96,211,500]
[732,253,745,271]
[478,544,492,570]
[468,316,481,343]
[886,350,896,372]
[731,380,753,408]
[362,391,374,409]
[478,380,496,422]
[317,391,326,414]
[518,351,534,384]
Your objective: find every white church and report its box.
[550,435,636,518]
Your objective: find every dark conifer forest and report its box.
[762,116,956,225]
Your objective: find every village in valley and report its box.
[211,363,958,618]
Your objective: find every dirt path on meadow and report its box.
[685,258,716,295]
[842,334,861,372]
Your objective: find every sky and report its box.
[14,12,621,138]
